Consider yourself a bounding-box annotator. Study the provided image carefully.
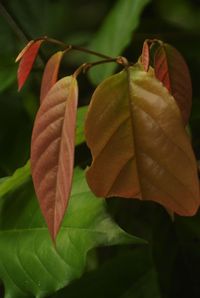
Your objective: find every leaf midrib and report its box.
[126,67,142,197]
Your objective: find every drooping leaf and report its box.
[40,51,64,102]
[154,43,192,125]
[88,0,151,85]
[31,76,78,240]
[0,168,141,298]
[16,39,43,91]
[85,65,200,216]
[0,105,87,198]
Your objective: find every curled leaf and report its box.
[16,39,43,91]
[154,43,192,125]
[31,76,78,240]
[85,65,199,216]
[40,51,64,103]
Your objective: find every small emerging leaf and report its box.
[16,39,43,91]
[141,40,151,71]
[154,43,192,125]
[15,40,34,62]
[40,51,64,102]
[31,76,78,240]
[85,65,200,216]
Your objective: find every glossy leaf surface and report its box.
[40,51,64,102]
[16,39,43,91]
[154,43,192,125]
[85,65,200,216]
[88,0,150,85]
[31,76,78,240]
[0,168,140,298]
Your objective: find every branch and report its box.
[0,2,30,42]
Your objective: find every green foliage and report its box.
[88,0,151,84]
[0,167,141,297]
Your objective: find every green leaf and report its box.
[173,213,200,296]
[156,0,200,31]
[49,248,160,298]
[75,106,87,145]
[0,161,31,197]
[0,64,17,93]
[0,168,143,298]
[121,269,161,298]
[88,0,151,85]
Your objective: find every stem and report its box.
[73,57,129,78]
[43,37,113,59]
[0,3,45,65]
[0,2,30,43]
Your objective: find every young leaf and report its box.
[85,65,200,216]
[31,76,78,241]
[0,105,87,200]
[16,39,43,91]
[154,43,192,125]
[88,0,150,85]
[141,40,151,71]
[40,51,64,102]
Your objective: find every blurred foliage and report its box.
[1,0,200,297]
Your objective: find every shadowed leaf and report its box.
[16,39,43,91]
[85,65,199,216]
[40,51,64,103]
[154,43,192,125]
[31,76,78,240]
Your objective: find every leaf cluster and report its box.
[1,0,200,297]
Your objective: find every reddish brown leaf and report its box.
[141,40,151,71]
[40,51,64,103]
[154,43,192,125]
[31,76,78,240]
[15,40,34,62]
[17,39,43,91]
[85,65,200,216]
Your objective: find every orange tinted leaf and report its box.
[31,76,78,240]
[154,43,192,125]
[40,51,64,103]
[15,40,34,62]
[141,40,151,71]
[85,65,199,216]
[17,39,43,91]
